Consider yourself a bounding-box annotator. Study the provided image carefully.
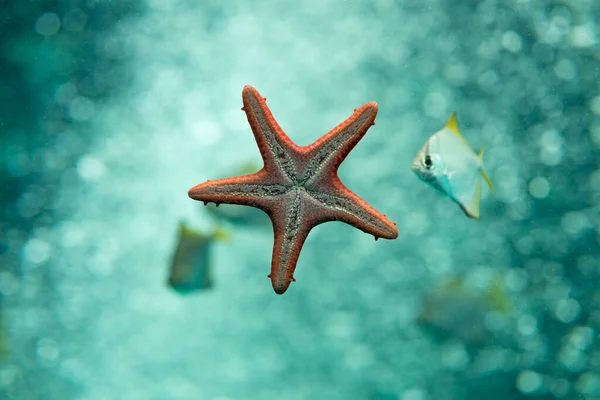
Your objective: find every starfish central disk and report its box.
[188,85,398,294]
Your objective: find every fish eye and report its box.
[423,155,433,169]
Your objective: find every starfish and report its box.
[188,85,398,294]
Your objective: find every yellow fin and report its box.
[481,170,494,193]
[178,221,231,241]
[478,146,495,193]
[237,160,262,175]
[472,178,482,219]
[444,112,468,143]
[487,277,512,313]
[179,221,204,238]
[212,225,232,241]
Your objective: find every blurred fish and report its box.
[204,161,270,228]
[412,113,494,219]
[418,274,512,343]
[205,202,270,228]
[167,221,229,294]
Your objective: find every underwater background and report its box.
[1,0,600,399]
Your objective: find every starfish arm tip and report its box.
[272,282,289,295]
[360,101,378,115]
[187,186,199,199]
[384,221,399,239]
[242,85,259,98]
[188,182,210,200]
[351,101,378,124]
[270,270,294,295]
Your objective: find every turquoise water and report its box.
[1,0,599,399]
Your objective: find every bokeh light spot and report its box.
[77,155,106,181]
[23,238,51,264]
[516,370,543,394]
[501,30,522,53]
[35,12,61,36]
[69,96,96,121]
[528,176,550,199]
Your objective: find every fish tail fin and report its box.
[478,145,495,193]
[481,169,495,193]
[468,177,483,220]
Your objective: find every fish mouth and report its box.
[410,157,421,173]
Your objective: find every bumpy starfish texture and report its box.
[188,85,398,294]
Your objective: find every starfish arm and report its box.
[242,85,298,183]
[268,191,313,294]
[308,181,398,240]
[303,101,378,184]
[188,170,286,210]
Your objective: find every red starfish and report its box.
[188,85,398,294]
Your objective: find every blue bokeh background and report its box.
[1,0,599,399]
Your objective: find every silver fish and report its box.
[412,113,494,219]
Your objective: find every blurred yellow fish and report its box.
[167,221,229,294]
[411,113,494,219]
[419,274,512,343]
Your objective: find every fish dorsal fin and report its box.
[179,221,204,238]
[444,112,468,143]
[212,225,232,242]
